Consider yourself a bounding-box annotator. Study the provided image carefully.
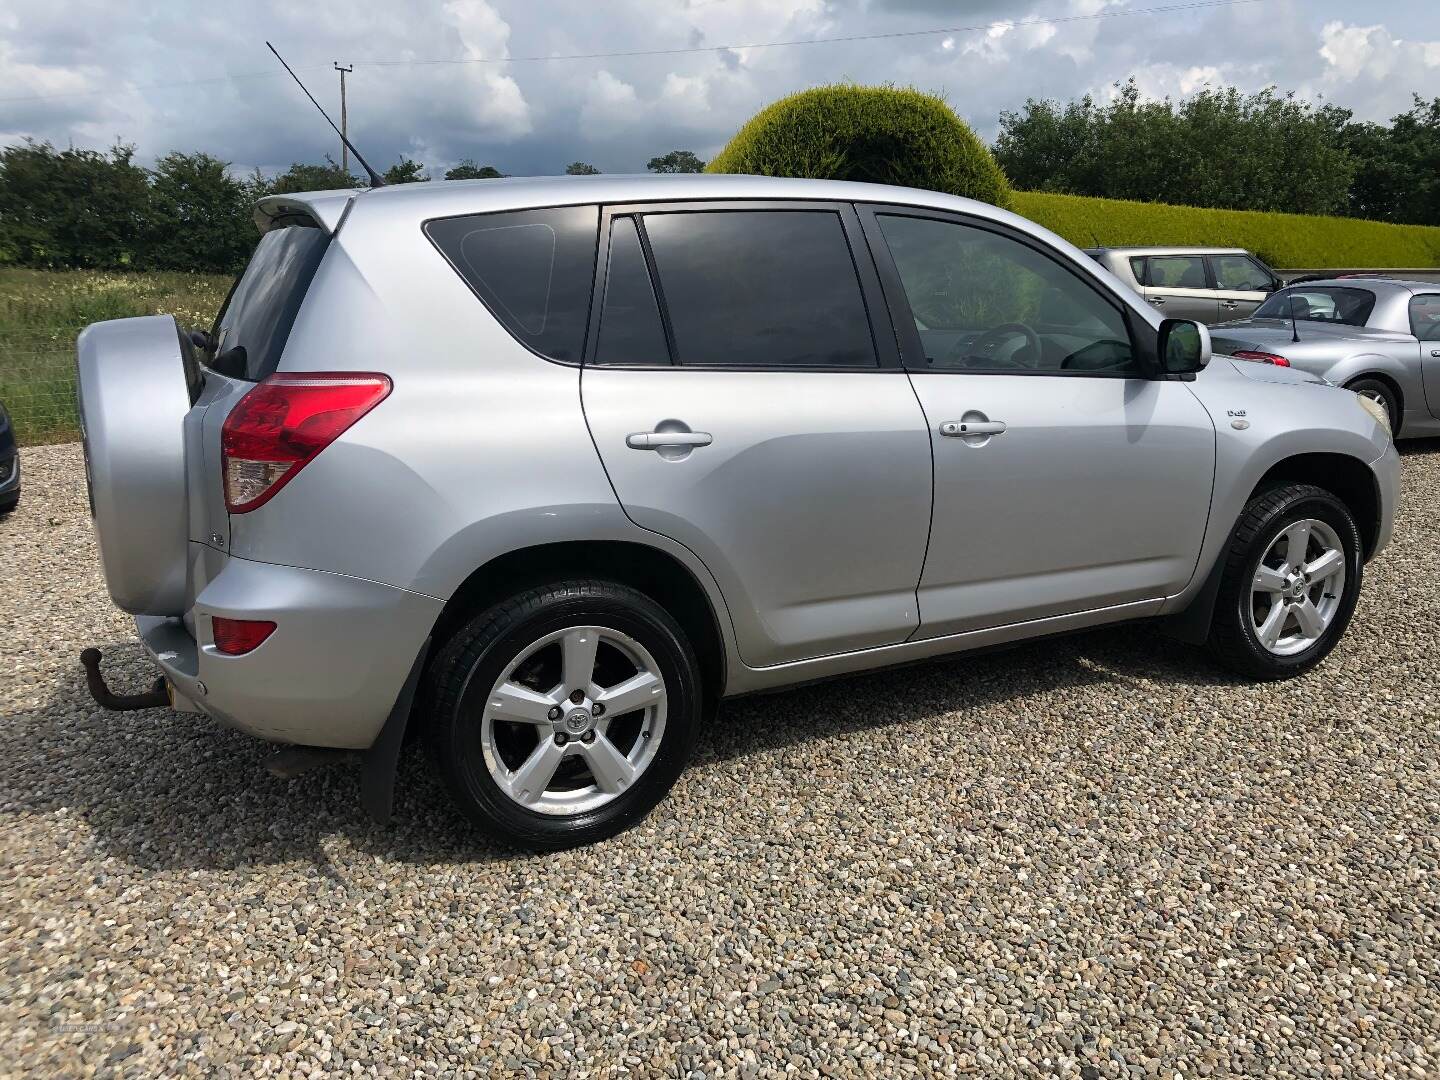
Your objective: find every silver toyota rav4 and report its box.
[77,174,1399,848]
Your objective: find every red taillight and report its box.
[221,372,391,512]
[1232,350,1291,367]
[211,617,277,655]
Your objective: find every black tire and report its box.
[0,490,16,515]
[424,579,702,849]
[1346,377,1400,436]
[1207,483,1363,680]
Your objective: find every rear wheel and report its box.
[1346,377,1400,436]
[424,579,701,849]
[1207,483,1362,680]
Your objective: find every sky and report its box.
[1,0,1437,179]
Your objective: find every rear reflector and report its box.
[222,373,391,512]
[212,617,277,655]
[1231,350,1291,367]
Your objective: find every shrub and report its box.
[1013,191,1440,268]
[706,84,1011,208]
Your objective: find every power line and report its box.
[0,0,1276,106]
[356,0,1275,67]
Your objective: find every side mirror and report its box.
[1157,318,1210,376]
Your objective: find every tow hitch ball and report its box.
[79,648,169,711]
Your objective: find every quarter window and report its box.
[875,214,1137,375]
[1410,294,1440,341]
[425,205,599,363]
[639,210,878,368]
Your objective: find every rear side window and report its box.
[594,216,670,367]
[639,210,877,368]
[213,222,329,381]
[426,205,599,363]
[1129,257,1148,283]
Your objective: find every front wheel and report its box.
[1206,483,1363,680]
[424,579,702,849]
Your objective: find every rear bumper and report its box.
[138,553,443,749]
[1369,440,1400,559]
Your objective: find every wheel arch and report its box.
[1340,371,1404,434]
[426,540,729,701]
[1252,452,1381,559]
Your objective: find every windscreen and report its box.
[210,221,330,380]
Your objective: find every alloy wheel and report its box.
[1249,517,1347,656]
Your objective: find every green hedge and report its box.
[1013,191,1440,268]
[707,84,1011,208]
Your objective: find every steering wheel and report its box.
[947,321,1042,368]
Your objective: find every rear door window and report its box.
[593,216,671,367]
[1145,256,1210,290]
[426,205,599,363]
[638,210,878,368]
[212,222,329,380]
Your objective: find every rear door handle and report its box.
[1149,296,1167,306]
[940,420,1007,437]
[626,431,713,450]
[1221,300,1240,309]
[1431,349,1440,358]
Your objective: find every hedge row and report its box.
[1012,190,1440,268]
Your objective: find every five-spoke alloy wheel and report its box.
[425,580,701,849]
[1208,483,1362,680]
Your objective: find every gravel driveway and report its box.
[3,441,1439,1078]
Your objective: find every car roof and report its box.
[1282,278,1435,295]
[1088,246,1250,257]
[257,173,1040,237]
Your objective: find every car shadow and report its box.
[2,624,1231,874]
[1399,435,1440,458]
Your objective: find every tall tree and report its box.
[1342,96,1440,225]
[146,152,257,273]
[269,158,356,194]
[445,159,504,179]
[565,161,601,175]
[646,150,705,174]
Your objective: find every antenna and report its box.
[1288,288,1301,343]
[266,42,385,187]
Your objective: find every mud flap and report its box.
[360,637,430,825]
[1155,554,1227,646]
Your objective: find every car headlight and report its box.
[1355,392,1392,437]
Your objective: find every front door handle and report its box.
[1431,348,1440,358]
[626,430,713,450]
[940,420,1007,437]
[1221,300,1240,309]
[1149,296,1167,306]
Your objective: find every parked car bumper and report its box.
[0,402,19,508]
[137,554,443,749]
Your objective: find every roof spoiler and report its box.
[253,190,358,235]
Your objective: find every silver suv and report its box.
[77,175,1399,848]
[1084,246,1283,323]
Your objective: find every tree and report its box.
[1342,96,1440,225]
[565,161,601,175]
[146,152,257,273]
[269,158,356,194]
[383,157,429,184]
[0,139,152,267]
[646,150,705,174]
[993,81,1357,216]
[445,159,504,180]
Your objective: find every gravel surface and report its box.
[3,440,1439,1078]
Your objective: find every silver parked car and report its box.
[1083,246,1283,323]
[76,175,1398,848]
[1211,279,1440,439]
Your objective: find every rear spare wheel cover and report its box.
[76,315,192,615]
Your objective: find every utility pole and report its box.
[334,62,353,178]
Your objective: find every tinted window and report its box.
[876,214,1137,374]
[1129,257,1148,283]
[1146,255,1209,290]
[1410,294,1440,341]
[640,210,877,368]
[1211,254,1272,292]
[426,205,598,362]
[594,216,670,366]
[213,223,329,380]
[1254,287,1376,327]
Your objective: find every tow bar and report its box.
[79,648,169,711]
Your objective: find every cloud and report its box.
[0,0,1433,175]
